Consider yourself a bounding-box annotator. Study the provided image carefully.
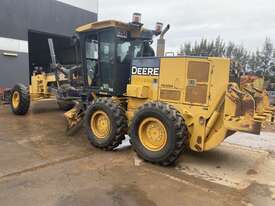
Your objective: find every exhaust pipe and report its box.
[157,24,170,56]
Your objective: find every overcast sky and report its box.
[98,0,275,53]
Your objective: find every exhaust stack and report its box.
[157,24,170,56]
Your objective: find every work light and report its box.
[132,13,141,24]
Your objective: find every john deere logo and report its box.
[131,66,160,76]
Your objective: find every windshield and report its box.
[116,40,144,64]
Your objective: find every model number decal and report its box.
[131,66,160,76]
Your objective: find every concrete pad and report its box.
[176,144,270,189]
[1,102,275,205]
[0,103,93,177]
[226,132,275,153]
[0,152,243,206]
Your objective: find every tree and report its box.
[180,43,192,55]
[225,42,236,58]
[260,38,274,78]
[212,36,226,57]
[179,36,226,57]
[227,45,249,81]
[247,50,262,74]
[248,52,257,72]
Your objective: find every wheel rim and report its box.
[90,111,111,139]
[12,91,20,109]
[138,117,168,152]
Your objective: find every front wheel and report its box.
[130,102,188,166]
[84,98,128,150]
[10,84,30,115]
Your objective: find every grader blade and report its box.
[64,103,84,136]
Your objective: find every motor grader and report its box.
[240,75,275,124]
[10,13,262,165]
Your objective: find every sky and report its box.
[98,0,275,53]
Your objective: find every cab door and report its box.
[98,29,116,92]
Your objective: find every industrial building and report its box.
[0,0,98,90]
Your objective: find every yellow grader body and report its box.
[126,57,261,153]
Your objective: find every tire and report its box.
[10,84,30,115]
[84,97,128,150]
[130,102,188,166]
[57,100,75,111]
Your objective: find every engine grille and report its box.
[185,61,210,104]
[160,89,181,101]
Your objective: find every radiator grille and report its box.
[185,61,210,104]
[185,84,208,104]
[187,61,210,82]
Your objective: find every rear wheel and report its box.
[130,102,188,166]
[10,84,30,115]
[84,98,128,150]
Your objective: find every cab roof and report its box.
[76,20,132,33]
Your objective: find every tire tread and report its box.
[85,97,128,151]
[11,84,30,115]
[130,101,188,166]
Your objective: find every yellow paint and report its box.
[12,91,20,109]
[138,117,168,152]
[90,111,111,139]
[253,77,264,90]
[75,19,149,40]
[76,20,130,33]
[127,84,149,99]
[241,77,275,124]
[29,72,66,101]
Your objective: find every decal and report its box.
[131,66,160,76]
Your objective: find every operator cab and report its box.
[76,14,162,96]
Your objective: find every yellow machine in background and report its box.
[10,70,75,115]
[10,72,57,115]
[241,75,275,124]
[10,38,82,116]
[29,72,57,100]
